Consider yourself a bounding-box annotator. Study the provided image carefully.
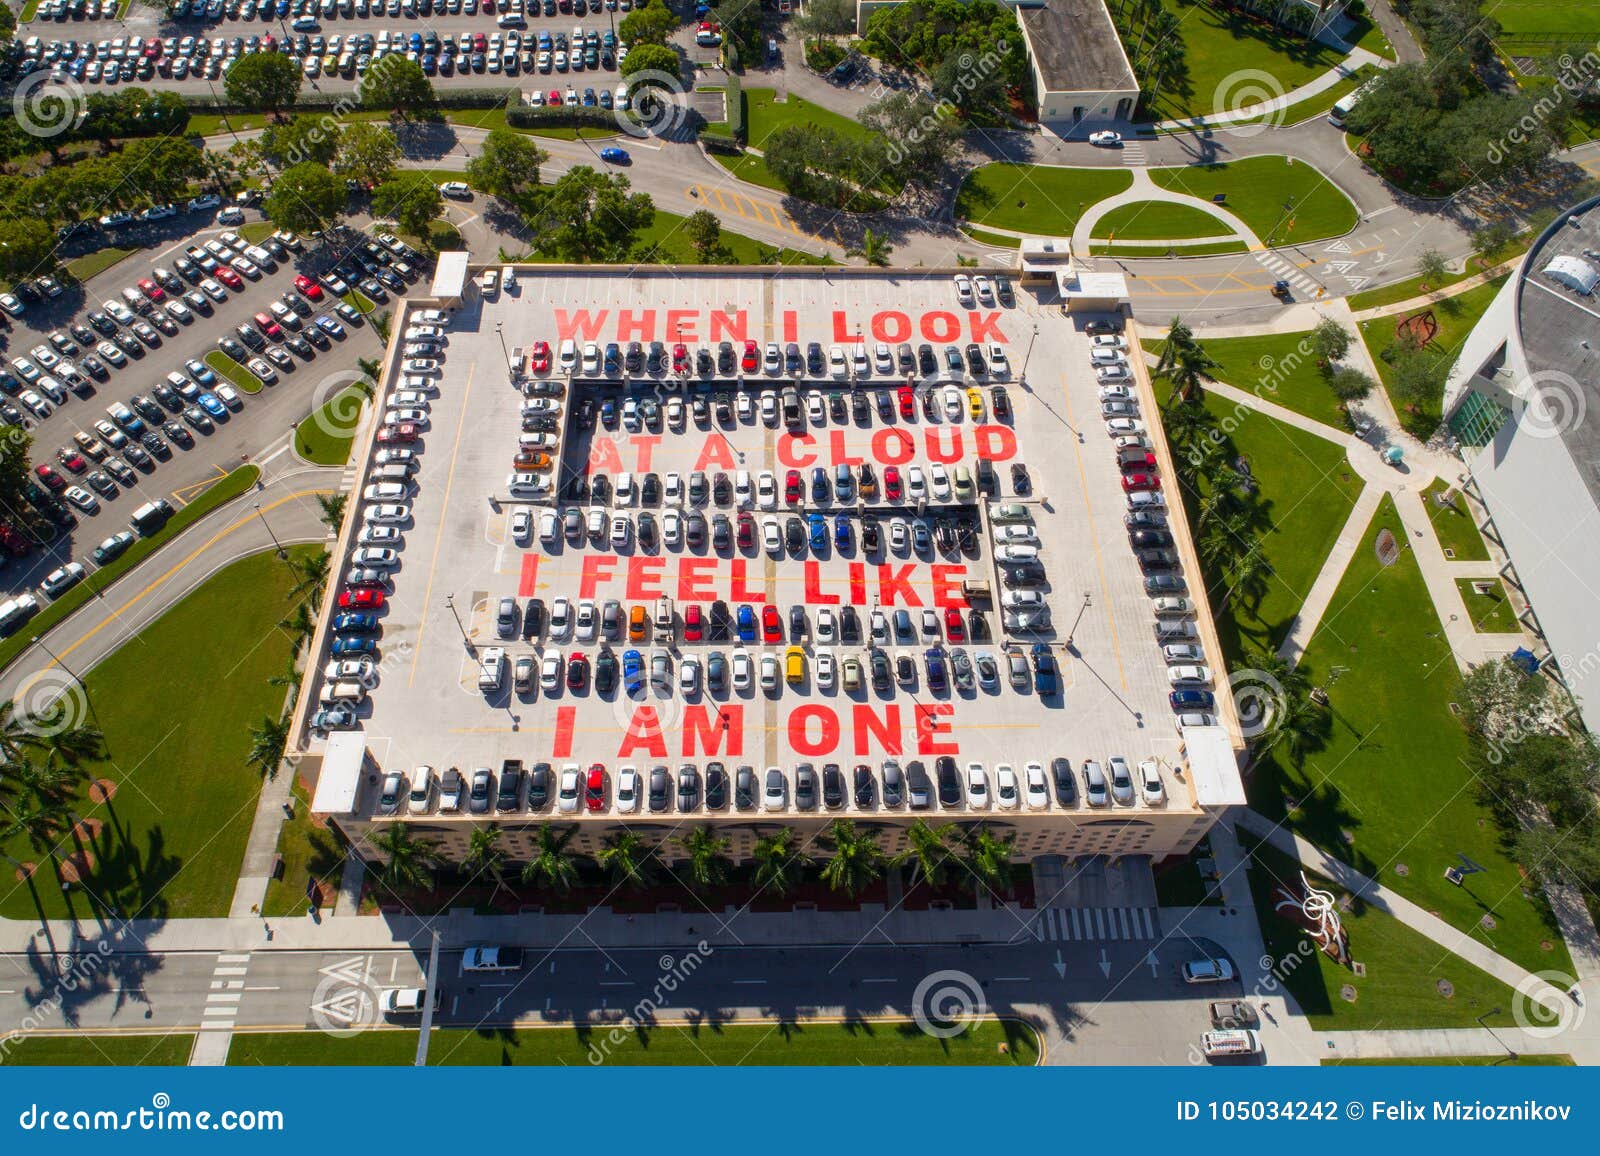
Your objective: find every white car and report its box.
[1168,664,1213,685]
[905,465,927,500]
[358,524,402,547]
[995,543,1040,564]
[732,649,753,692]
[439,181,472,199]
[994,764,1018,809]
[549,596,573,639]
[1089,130,1122,146]
[987,344,1010,375]
[828,345,848,378]
[581,342,600,373]
[391,390,431,408]
[543,653,565,693]
[557,764,580,810]
[351,547,399,569]
[1024,762,1049,809]
[1108,756,1135,805]
[873,342,893,374]
[755,472,777,509]
[1139,759,1165,805]
[929,463,952,501]
[1106,417,1145,436]
[965,762,989,809]
[1097,364,1131,382]
[323,658,380,686]
[401,359,440,375]
[616,766,641,813]
[1163,643,1205,664]
[366,503,411,525]
[973,275,994,304]
[761,517,782,554]
[1092,334,1128,351]
[763,341,782,373]
[815,651,836,689]
[1090,347,1126,366]
[953,273,974,305]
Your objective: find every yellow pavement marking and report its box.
[42,487,333,670]
[689,183,813,241]
[410,362,478,688]
[170,466,230,505]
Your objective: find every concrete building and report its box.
[1440,194,1600,731]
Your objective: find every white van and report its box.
[478,268,499,298]
[319,680,368,705]
[654,596,675,641]
[501,265,517,293]
[1200,1029,1261,1059]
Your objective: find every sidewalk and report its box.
[1071,169,1259,253]
[1276,485,1382,664]
[1154,48,1387,133]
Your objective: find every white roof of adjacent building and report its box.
[310,729,368,816]
[1542,254,1599,295]
[1061,270,1130,299]
[430,251,471,300]
[1184,725,1247,807]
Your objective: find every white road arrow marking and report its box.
[1053,949,1066,978]
[1098,949,1111,978]
[1146,950,1160,978]
[1324,240,1351,253]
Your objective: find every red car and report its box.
[684,604,703,641]
[34,463,66,492]
[944,607,966,641]
[898,384,915,419]
[1121,451,1157,471]
[585,764,606,812]
[1121,472,1160,492]
[377,423,419,444]
[566,650,589,690]
[784,469,802,503]
[548,89,562,105]
[761,604,782,643]
[736,511,754,549]
[740,339,758,372]
[215,266,243,290]
[338,588,385,610]
[529,340,550,373]
[883,466,903,500]
[293,275,324,301]
[137,277,165,301]
[254,312,282,339]
[56,448,87,474]
[672,343,689,372]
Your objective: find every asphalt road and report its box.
[0,939,1234,1064]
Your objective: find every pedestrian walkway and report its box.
[1276,485,1383,664]
[1072,168,1260,254]
[1153,48,1387,133]
[1348,256,1523,323]
[1023,906,1160,943]
[1321,1026,1580,1061]
[186,951,253,1065]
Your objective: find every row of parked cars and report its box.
[543,336,1014,385]
[179,0,636,23]
[313,306,452,732]
[383,751,1159,819]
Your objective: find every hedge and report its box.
[180,88,519,117]
[725,72,746,143]
[701,132,743,155]
[504,106,619,131]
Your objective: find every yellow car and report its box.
[784,645,805,685]
[966,386,984,418]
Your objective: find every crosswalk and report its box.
[1120,141,1148,167]
[1026,906,1160,942]
[1253,249,1320,297]
[200,952,252,1032]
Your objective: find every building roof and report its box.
[1185,725,1247,808]
[429,250,471,300]
[310,730,367,816]
[1019,0,1138,94]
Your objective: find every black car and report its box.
[822,763,844,809]
[141,431,170,458]
[789,604,807,640]
[904,761,930,810]
[624,341,644,373]
[936,756,961,807]
[794,764,817,810]
[861,517,881,555]
[851,391,870,424]
[717,341,735,374]
[522,597,545,639]
[495,760,524,812]
[969,610,991,642]
[676,763,701,811]
[163,421,193,448]
[870,649,892,691]
[839,605,860,644]
[527,762,551,809]
[735,764,756,810]
[877,390,895,421]
[637,512,658,551]
[643,766,668,813]
[806,342,824,375]
[853,764,875,807]
[918,343,937,376]
[1051,757,1077,806]
[705,762,728,810]
[785,517,804,554]
[1011,462,1031,495]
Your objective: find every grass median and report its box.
[0,1034,195,1066]
[295,385,368,466]
[0,465,260,674]
[204,350,265,394]
[1150,156,1359,246]
[955,164,1133,236]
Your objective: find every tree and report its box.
[118,138,207,207]
[762,122,872,209]
[222,51,304,115]
[683,209,730,263]
[818,820,886,896]
[1309,317,1352,365]
[1415,246,1449,290]
[466,128,547,202]
[1470,219,1516,267]
[750,827,811,897]
[955,825,1014,897]
[463,826,510,900]
[859,91,963,189]
[619,42,681,84]
[0,4,16,49]
[1219,537,1273,613]
[792,0,855,41]
[525,166,654,262]
[246,716,289,777]
[897,819,956,889]
[1328,366,1375,401]
[618,5,678,45]
[676,827,732,888]
[263,162,347,236]
[521,823,581,893]
[261,115,338,168]
[316,493,347,531]
[360,56,436,120]
[847,228,892,267]
[1383,339,1447,414]
[288,549,331,606]
[371,175,444,243]
[334,121,401,188]
[1155,317,1218,403]
[371,823,437,892]
[0,219,56,282]
[597,831,657,889]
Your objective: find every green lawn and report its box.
[294,385,367,466]
[1247,496,1572,977]
[1140,0,1350,123]
[1156,382,1365,657]
[1188,330,1352,428]
[634,209,831,267]
[1358,275,1509,437]
[0,1033,194,1066]
[239,222,276,244]
[342,289,378,315]
[955,164,1134,236]
[1211,65,1379,131]
[228,1018,1039,1065]
[1348,238,1528,311]
[64,245,138,284]
[444,108,615,140]
[1090,240,1248,257]
[204,351,264,394]
[0,547,315,922]
[962,226,1023,249]
[0,466,260,674]
[263,780,344,918]
[1456,577,1520,634]
[187,109,392,138]
[1326,1055,1574,1066]
[742,87,878,150]
[708,149,790,195]
[1243,835,1526,1031]
[1422,478,1489,561]
[1090,200,1234,241]
[1150,156,1360,245]
[1492,1,1600,44]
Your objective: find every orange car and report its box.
[512,451,552,471]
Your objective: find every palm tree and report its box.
[521,823,581,894]
[0,702,102,767]
[818,819,886,897]
[370,823,437,892]
[1156,317,1219,404]
[0,759,80,809]
[247,715,289,778]
[316,493,348,532]
[597,830,657,891]
[288,550,330,605]
[31,724,105,769]
[1263,688,1328,766]
[897,819,956,889]
[1161,400,1211,450]
[750,828,811,897]
[278,602,317,656]
[676,827,732,889]
[847,229,892,267]
[463,826,510,901]
[955,825,1015,897]
[1220,538,1273,614]
[268,656,303,698]
[0,796,74,901]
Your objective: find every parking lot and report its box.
[305,268,1244,862]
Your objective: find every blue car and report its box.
[197,392,226,418]
[1169,688,1215,710]
[332,612,378,634]
[537,30,552,48]
[925,648,947,692]
[331,636,377,656]
[186,359,216,385]
[807,513,827,552]
[736,605,756,642]
[1031,644,1059,695]
[834,514,851,551]
[421,54,437,75]
[317,315,344,337]
[623,649,644,695]
[598,147,630,164]
[408,33,422,51]
[603,342,621,372]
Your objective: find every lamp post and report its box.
[254,501,287,559]
[1021,323,1040,381]
[30,633,104,738]
[444,593,472,652]
[495,320,513,373]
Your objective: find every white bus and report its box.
[1328,79,1379,128]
